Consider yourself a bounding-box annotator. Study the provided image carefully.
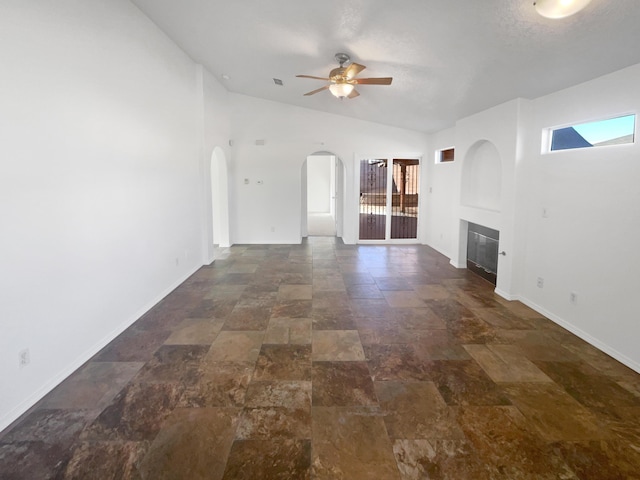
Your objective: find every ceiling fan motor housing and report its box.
[334,52,351,66]
[330,67,348,82]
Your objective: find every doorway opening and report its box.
[358,158,420,241]
[210,147,230,248]
[306,154,337,236]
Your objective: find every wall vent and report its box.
[273,78,283,86]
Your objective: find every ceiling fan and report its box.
[296,53,392,99]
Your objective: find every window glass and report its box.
[436,147,455,163]
[550,114,635,151]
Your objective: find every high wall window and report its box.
[436,147,455,163]
[547,114,635,152]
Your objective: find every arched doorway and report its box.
[307,154,336,236]
[211,147,230,248]
[301,152,345,239]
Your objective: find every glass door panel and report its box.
[359,159,387,240]
[390,159,419,239]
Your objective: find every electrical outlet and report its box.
[19,348,30,368]
[537,277,544,288]
[570,292,578,305]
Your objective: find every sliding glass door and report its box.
[359,158,420,241]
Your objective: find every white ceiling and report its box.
[130,0,640,133]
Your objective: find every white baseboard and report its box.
[423,243,451,262]
[494,288,517,301]
[0,264,202,433]
[416,243,639,374]
[517,296,640,374]
[449,259,465,269]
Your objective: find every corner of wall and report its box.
[0,264,202,432]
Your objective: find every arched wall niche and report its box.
[461,140,502,212]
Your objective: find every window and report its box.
[436,147,455,163]
[548,114,635,152]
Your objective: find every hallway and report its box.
[306,213,336,237]
[1,239,639,479]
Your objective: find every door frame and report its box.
[301,151,346,240]
[306,154,337,236]
[354,154,423,244]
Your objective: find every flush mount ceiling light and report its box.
[534,0,593,19]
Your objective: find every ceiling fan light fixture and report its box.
[534,0,592,19]
[329,82,354,98]
[298,54,391,99]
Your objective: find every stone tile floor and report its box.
[1,238,640,479]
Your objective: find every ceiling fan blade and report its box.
[347,88,360,99]
[343,62,366,79]
[353,77,393,85]
[303,85,330,96]
[296,75,330,81]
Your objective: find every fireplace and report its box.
[466,223,499,285]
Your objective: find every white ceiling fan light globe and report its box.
[329,83,355,98]
[534,0,593,19]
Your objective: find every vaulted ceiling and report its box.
[130,0,640,133]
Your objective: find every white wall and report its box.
[449,99,522,298]
[0,0,213,430]
[229,94,428,244]
[521,63,640,371]
[425,64,640,372]
[423,128,455,257]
